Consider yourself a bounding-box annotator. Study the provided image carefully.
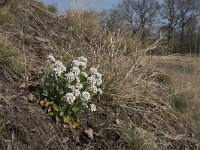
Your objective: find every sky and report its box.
[41,0,121,14]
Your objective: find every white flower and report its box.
[96,78,102,86]
[55,60,65,69]
[90,86,98,94]
[90,67,98,75]
[81,72,88,78]
[53,60,66,76]
[76,77,80,83]
[78,56,87,69]
[95,72,102,86]
[78,56,87,63]
[75,83,83,90]
[96,72,102,79]
[82,91,90,101]
[53,67,64,76]
[98,88,103,95]
[53,68,60,76]
[87,75,96,86]
[48,54,55,62]
[64,93,76,104]
[72,57,87,70]
[80,63,87,70]
[71,67,80,77]
[72,60,80,67]
[72,88,81,97]
[90,103,96,112]
[65,72,75,82]
[68,85,75,89]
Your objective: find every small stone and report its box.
[20,96,27,100]
[76,146,81,150]
[28,93,34,102]
[34,36,49,43]
[19,82,26,88]
[62,137,69,143]
[84,128,94,140]
[116,119,120,125]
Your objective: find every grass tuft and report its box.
[47,4,57,13]
[0,40,18,70]
[0,11,14,26]
[64,9,101,41]
[155,73,171,85]
[122,126,158,150]
[171,93,188,113]
[0,35,24,84]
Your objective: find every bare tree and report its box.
[108,0,160,44]
[161,0,180,41]
[132,0,160,40]
[184,17,198,53]
[177,0,200,51]
[161,0,200,53]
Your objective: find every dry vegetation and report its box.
[154,55,200,126]
[0,0,199,150]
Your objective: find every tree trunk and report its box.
[180,25,185,53]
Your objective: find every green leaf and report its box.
[52,103,59,112]
[63,115,70,123]
[42,92,48,97]
[49,112,55,116]
[72,101,82,113]
[59,90,65,95]
[45,101,51,107]
[59,111,64,116]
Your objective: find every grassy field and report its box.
[154,54,200,125]
[154,55,200,98]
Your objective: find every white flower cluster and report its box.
[82,91,90,101]
[53,60,66,77]
[88,68,102,86]
[48,55,66,77]
[65,80,92,104]
[64,89,92,104]
[65,72,75,82]
[72,56,87,70]
[90,103,96,112]
[64,93,76,104]
[47,55,103,112]
[64,92,96,112]
[87,67,103,94]
[48,54,56,62]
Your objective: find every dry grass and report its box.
[154,54,200,130]
[154,55,200,104]
[0,33,38,89]
[62,9,101,43]
[0,34,23,84]
[61,27,200,148]
[38,6,200,149]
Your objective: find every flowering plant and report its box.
[40,55,102,128]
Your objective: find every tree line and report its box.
[101,0,200,54]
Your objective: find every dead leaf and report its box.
[28,93,34,102]
[84,128,94,140]
[55,115,60,124]
[116,119,120,125]
[63,124,70,128]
